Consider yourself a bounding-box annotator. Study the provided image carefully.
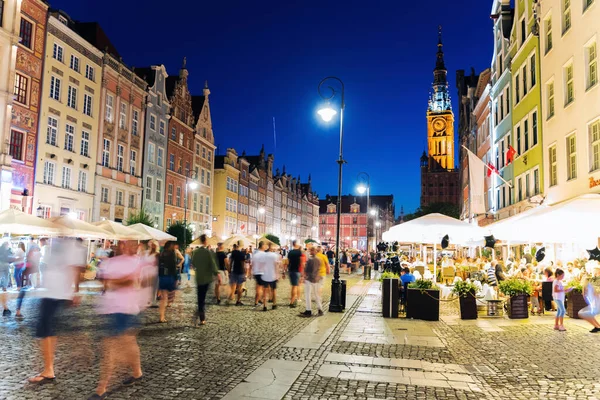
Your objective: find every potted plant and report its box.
[380,271,399,318]
[498,278,532,319]
[566,281,586,319]
[407,279,440,321]
[452,280,478,320]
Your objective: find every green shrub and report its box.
[408,279,438,291]
[498,278,533,297]
[451,280,478,298]
[566,280,583,293]
[379,271,399,282]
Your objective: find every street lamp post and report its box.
[318,76,345,313]
[184,177,198,251]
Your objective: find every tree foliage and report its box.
[166,221,193,250]
[305,238,318,244]
[126,207,154,227]
[264,233,280,246]
[403,202,460,222]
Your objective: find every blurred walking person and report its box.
[287,241,302,308]
[192,235,218,325]
[252,242,265,306]
[0,241,14,316]
[316,246,330,296]
[88,240,145,399]
[147,240,161,308]
[227,243,246,306]
[158,241,178,323]
[28,238,82,383]
[214,243,229,304]
[301,247,324,317]
[260,243,280,311]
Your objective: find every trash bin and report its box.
[341,279,347,310]
[363,265,372,280]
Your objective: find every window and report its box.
[46,117,58,146]
[590,120,600,171]
[102,139,110,167]
[83,94,92,116]
[530,55,536,87]
[587,42,598,89]
[545,18,553,53]
[517,126,521,154]
[525,173,531,198]
[130,150,136,176]
[129,194,135,209]
[116,190,123,206]
[64,124,74,151]
[148,143,155,163]
[171,127,176,140]
[532,112,538,146]
[549,145,557,186]
[515,73,520,103]
[53,43,64,62]
[518,177,523,202]
[179,132,184,145]
[534,169,540,195]
[132,110,138,135]
[80,131,89,157]
[194,194,199,212]
[524,120,529,152]
[195,143,200,156]
[150,114,156,131]
[201,169,205,184]
[69,55,79,72]
[145,177,154,201]
[78,171,87,192]
[567,134,577,180]
[167,184,173,204]
[178,159,182,173]
[119,103,127,129]
[520,18,526,46]
[169,153,175,170]
[0,1,4,28]
[50,76,61,101]
[547,82,555,118]
[176,186,181,207]
[563,0,571,33]
[101,187,109,203]
[85,65,95,81]
[9,130,23,160]
[522,66,527,95]
[565,64,574,105]
[202,146,207,159]
[155,179,162,202]
[157,147,164,167]
[166,218,171,228]
[208,150,212,162]
[117,144,124,172]
[67,86,77,108]
[206,197,210,215]
[105,95,113,122]
[13,73,27,104]
[159,120,165,135]
[61,166,71,189]
[585,0,594,10]
[19,18,33,49]
[43,161,55,185]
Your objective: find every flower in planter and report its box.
[451,280,478,298]
[408,279,439,291]
[498,278,533,297]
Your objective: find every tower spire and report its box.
[428,25,451,113]
[436,25,446,71]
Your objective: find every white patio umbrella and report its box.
[128,223,176,242]
[382,213,485,278]
[92,220,151,240]
[0,208,62,236]
[222,234,254,249]
[48,216,112,239]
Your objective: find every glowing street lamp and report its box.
[183,177,199,250]
[317,106,337,122]
[258,207,266,214]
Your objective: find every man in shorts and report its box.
[287,241,302,308]
[228,243,246,306]
[214,243,229,304]
[252,242,266,306]
[261,243,280,311]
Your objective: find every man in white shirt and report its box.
[260,243,280,311]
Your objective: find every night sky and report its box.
[50,0,493,215]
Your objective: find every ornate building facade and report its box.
[420,27,460,207]
[34,11,102,221]
[7,0,48,213]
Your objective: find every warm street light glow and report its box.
[369,209,377,216]
[253,234,259,239]
[317,106,337,122]
[375,221,381,227]
[291,218,297,225]
[285,235,289,239]
[188,181,198,190]
[326,230,331,235]
[291,236,296,241]
[356,184,367,194]
[67,211,77,219]
[346,236,350,240]
[221,235,228,240]
[311,226,317,231]
[258,207,266,214]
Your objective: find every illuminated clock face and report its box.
[433,118,446,132]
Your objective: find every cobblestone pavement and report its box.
[3,277,600,400]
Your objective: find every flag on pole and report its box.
[506,145,517,165]
[486,162,499,177]
[465,148,487,214]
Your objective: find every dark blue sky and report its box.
[52,0,493,215]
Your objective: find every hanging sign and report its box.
[590,176,600,189]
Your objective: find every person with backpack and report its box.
[158,241,178,323]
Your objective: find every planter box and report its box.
[406,288,439,321]
[382,278,399,318]
[507,294,529,319]
[567,291,587,319]
[458,292,478,320]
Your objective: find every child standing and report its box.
[552,268,571,331]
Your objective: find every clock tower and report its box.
[420,27,460,208]
[426,26,454,171]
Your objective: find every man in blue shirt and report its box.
[400,267,415,285]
